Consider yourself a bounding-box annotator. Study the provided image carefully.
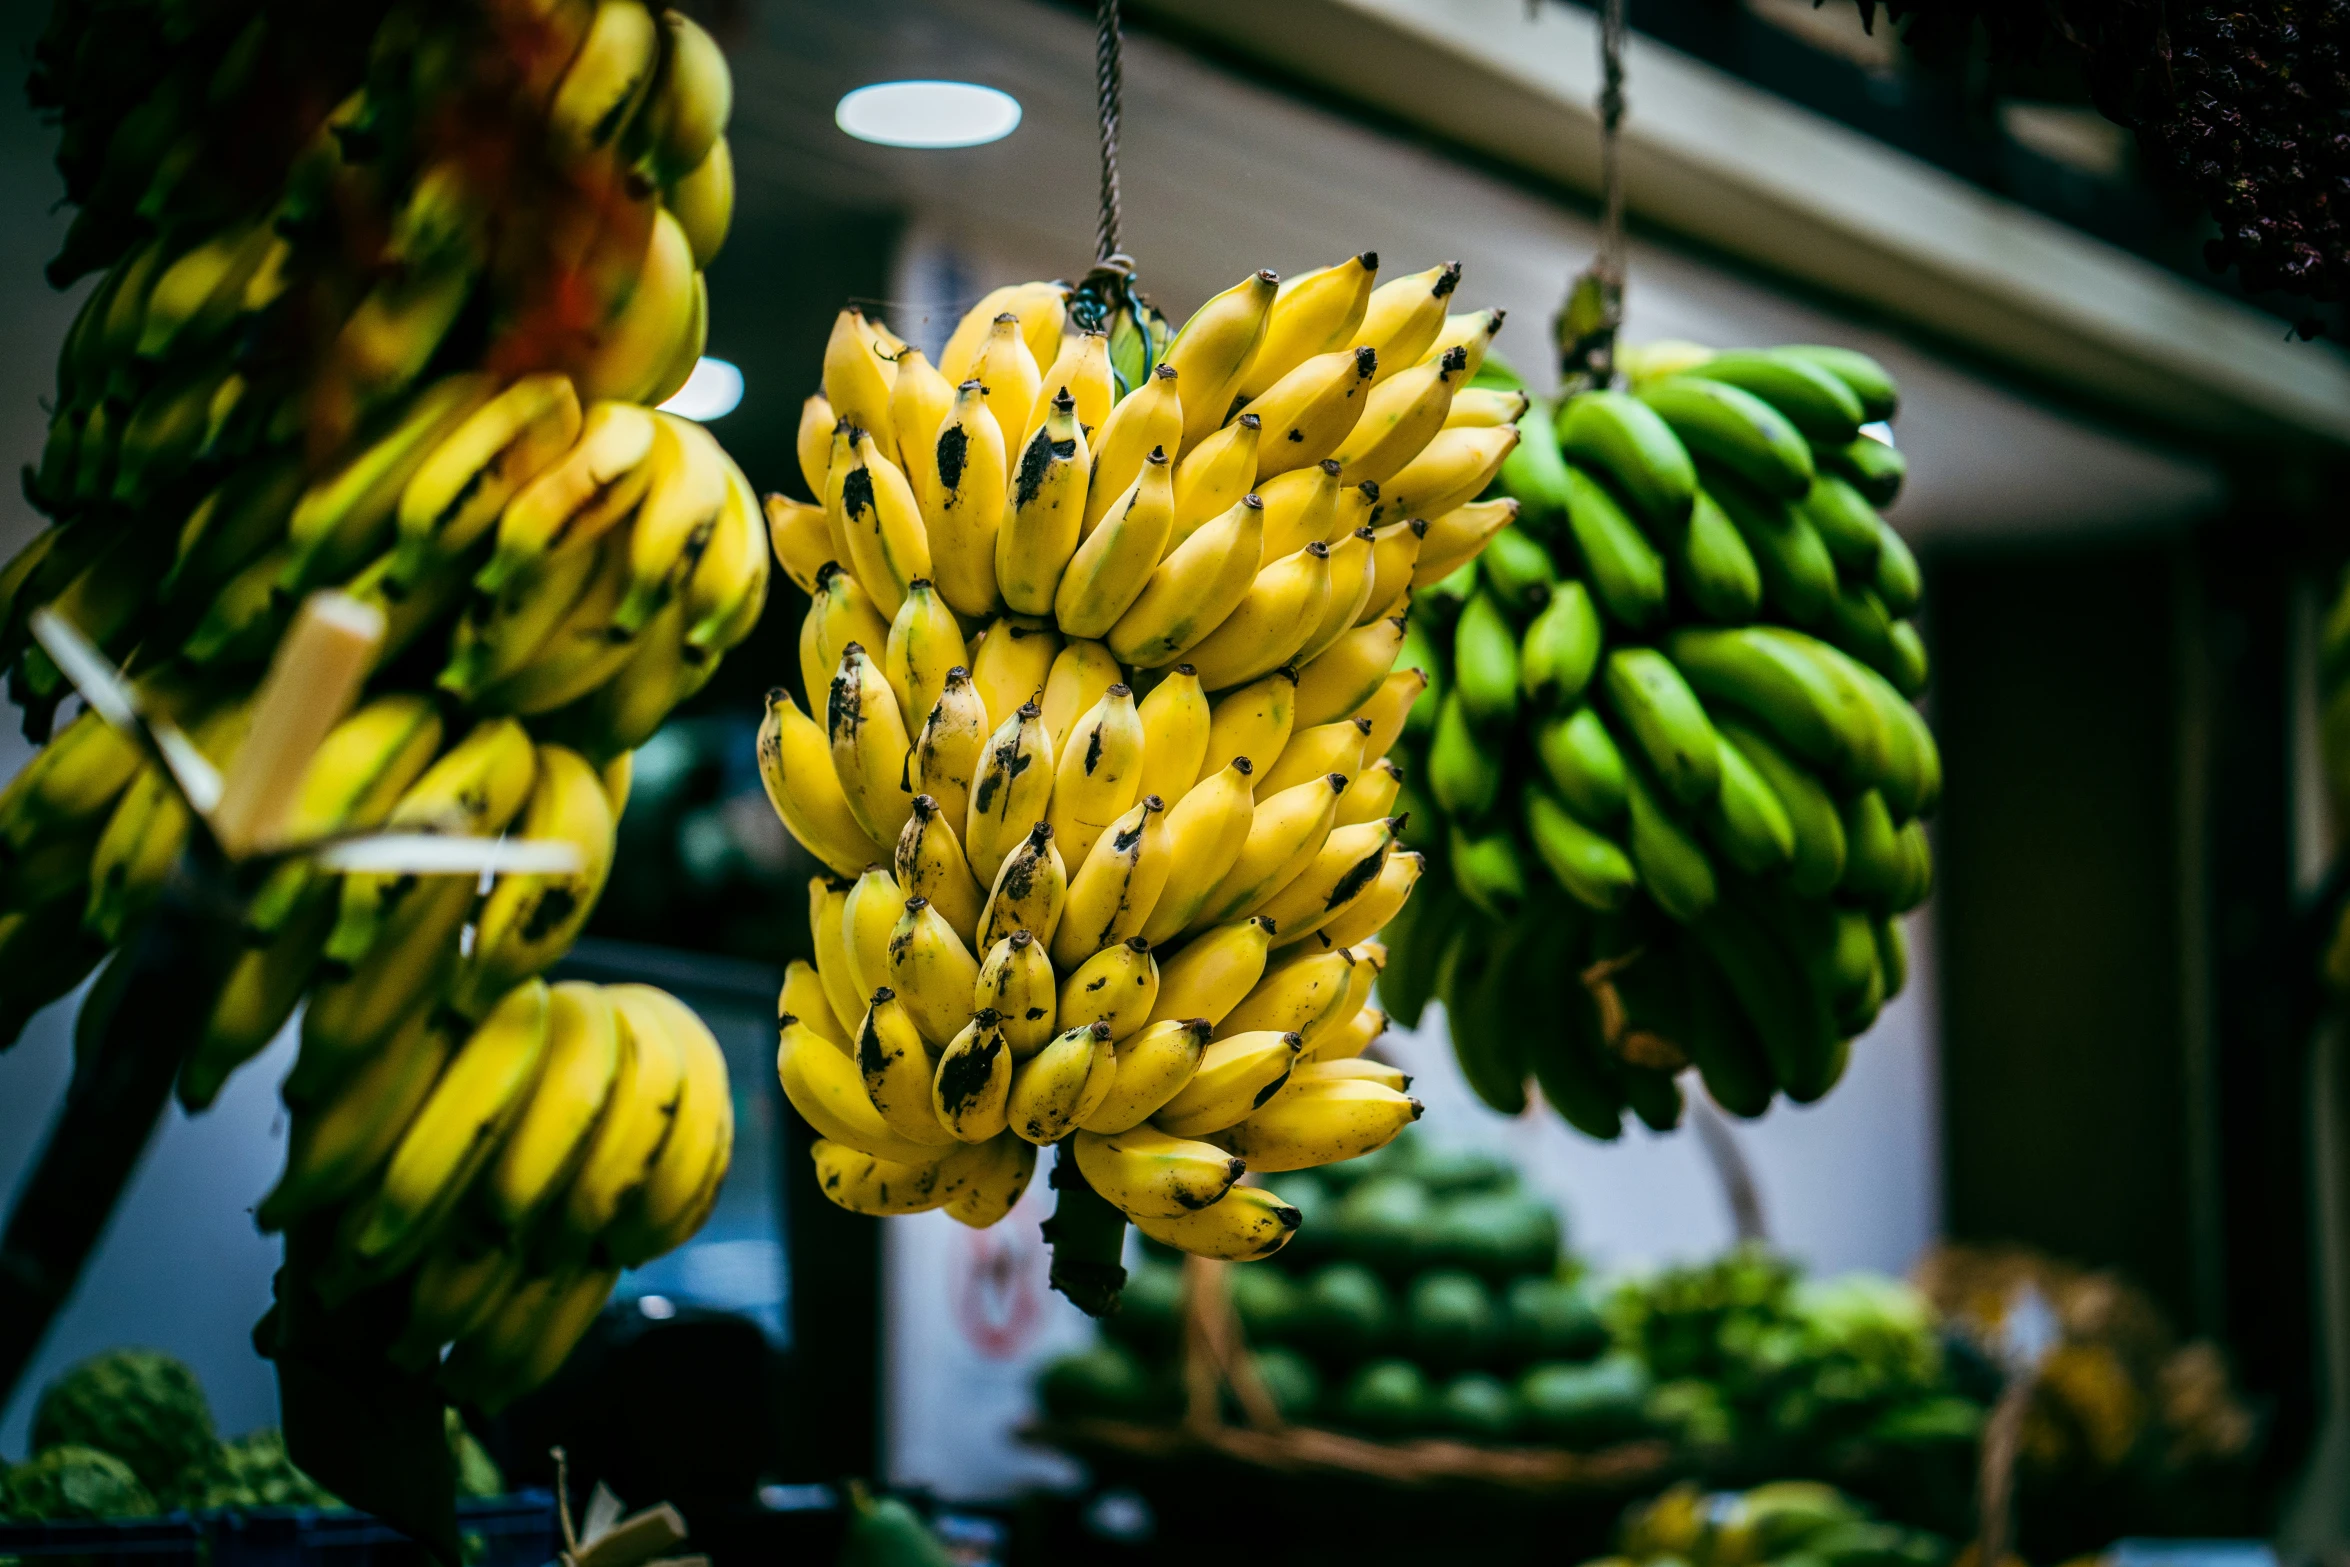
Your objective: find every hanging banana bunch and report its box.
[0,0,758,1406]
[762,254,1522,1305]
[1378,338,1936,1134]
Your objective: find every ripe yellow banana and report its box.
[856,989,957,1148]
[1046,684,1143,870]
[560,979,689,1233]
[1152,1029,1301,1138]
[440,527,612,701]
[255,1004,458,1231]
[1352,261,1461,382]
[1199,668,1297,785]
[766,492,831,595]
[549,0,663,168]
[613,412,731,634]
[939,283,1065,385]
[759,687,885,877]
[827,641,916,850]
[393,373,581,587]
[799,562,891,714]
[883,580,965,726]
[1147,917,1275,1035]
[579,207,699,405]
[970,312,1043,459]
[890,350,955,505]
[1445,388,1528,429]
[1333,346,1465,487]
[836,429,930,620]
[1008,1020,1116,1145]
[964,701,1054,886]
[393,1241,523,1370]
[1293,615,1406,730]
[1171,414,1260,547]
[1376,423,1519,525]
[485,980,620,1228]
[1186,772,1343,933]
[1106,494,1264,668]
[797,392,835,500]
[1056,936,1160,1037]
[820,308,897,466]
[1360,519,1426,624]
[606,985,733,1265]
[996,390,1088,617]
[1137,759,1258,945]
[1237,253,1377,400]
[1309,1004,1390,1061]
[1083,364,1182,534]
[909,667,989,835]
[1259,717,1370,801]
[1134,666,1210,806]
[777,1016,943,1165]
[975,930,1058,1057]
[943,1133,1038,1228]
[1076,1018,1212,1135]
[888,897,981,1045]
[895,794,985,946]
[294,873,473,1103]
[453,744,617,1016]
[182,891,335,1111]
[840,864,904,1002]
[1165,269,1278,452]
[1075,1125,1243,1220]
[1266,1058,1409,1107]
[809,1139,952,1215]
[977,820,1067,953]
[637,8,732,181]
[1220,945,1358,1042]
[240,695,441,938]
[1128,1182,1299,1259]
[283,374,493,593]
[1055,448,1174,638]
[1030,329,1113,445]
[681,456,769,657]
[1412,497,1518,586]
[1183,542,1332,692]
[1250,817,1397,946]
[669,132,735,269]
[1053,794,1170,965]
[783,957,850,1052]
[1334,756,1404,829]
[1217,1076,1421,1172]
[931,1012,1013,1142]
[925,380,1007,619]
[1421,306,1505,377]
[1255,463,1342,570]
[968,615,1060,734]
[1239,346,1378,479]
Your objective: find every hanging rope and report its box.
[1094,0,1125,265]
[1556,0,1629,391]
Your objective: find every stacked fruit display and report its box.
[1039,1133,1662,1446]
[1381,342,1937,1130]
[760,254,1520,1283]
[1593,1479,1953,1567]
[0,0,757,1405]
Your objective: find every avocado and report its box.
[1502,1276,1609,1362]
[1231,1260,1304,1343]
[1405,1269,1500,1369]
[1330,1174,1431,1272]
[1300,1262,1395,1358]
[1437,1371,1519,1440]
[1336,1358,1432,1435]
[1515,1353,1653,1445]
[1102,1259,1184,1351]
[1037,1342,1153,1421]
[1249,1347,1322,1422]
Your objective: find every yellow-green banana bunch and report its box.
[759,256,1519,1287]
[1380,340,1936,1135]
[257,975,733,1414]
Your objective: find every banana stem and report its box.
[0,853,239,1402]
[1039,1139,1127,1317]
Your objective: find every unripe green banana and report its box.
[1639,377,1814,500]
[1683,939,1777,1117]
[1478,524,1555,614]
[1795,474,1885,575]
[1560,464,1667,632]
[1773,345,1898,422]
[1534,704,1628,825]
[1495,392,1572,527]
[1523,788,1636,912]
[1820,433,1905,507]
[1685,352,1863,445]
[1426,691,1502,821]
[1555,390,1693,525]
[1447,820,1525,918]
[1696,731,1796,877]
[1706,473,1838,626]
[1661,488,1762,624]
[1620,755,1715,923]
[1519,579,1601,710]
[1600,647,1721,810]
[1837,789,1905,908]
[1718,720,1845,898]
[1451,588,1519,728]
[1872,513,1921,613]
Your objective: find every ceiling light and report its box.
[836,80,1022,149]
[660,356,744,422]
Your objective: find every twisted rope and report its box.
[1094,0,1124,263]
[1556,0,1630,388]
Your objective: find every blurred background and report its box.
[2,0,2345,1562]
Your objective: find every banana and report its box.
[891,350,957,509]
[798,561,890,707]
[441,528,612,702]
[1310,1002,1391,1061]
[943,1134,1039,1228]
[1199,667,1296,785]
[1107,494,1265,668]
[597,987,731,1264]
[1533,704,1629,826]
[1237,252,1377,400]
[1266,1058,1410,1106]
[453,745,618,1016]
[1259,717,1369,801]
[1221,945,1357,1043]
[162,453,304,607]
[784,957,851,1052]
[940,283,1066,385]
[1427,691,1501,819]
[829,430,930,621]
[760,686,887,877]
[180,891,336,1110]
[841,865,905,1002]
[1602,647,1723,810]
[86,704,247,943]
[1127,1182,1299,1259]
[1375,424,1517,525]
[809,1139,951,1215]
[579,205,700,405]
[681,457,769,657]
[613,413,732,633]
[1306,848,1421,952]
[969,615,1060,732]
[909,667,990,836]
[1055,795,1171,965]
[485,981,621,1229]
[1413,497,1519,586]
[1687,351,1863,445]
[970,312,1044,459]
[334,980,552,1290]
[1447,388,1529,428]
[1029,329,1113,445]
[1077,1018,1213,1135]
[392,374,581,587]
[1045,684,1144,870]
[1357,669,1422,768]
[1707,472,1837,626]
[476,400,659,595]
[1524,786,1637,912]
[1640,376,1814,500]
[996,391,1089,616]
[1352,261,1461,383]
[1621,754,1717,923]
[1332,346,1465,484]
[1185,543,1332,693]
[965,701,1055,886]
[807,878,866,1042]
[1665,625,1887,790]
[1084,364,1182,534]
[777,1015,944,1165]
[1215,1075,1421,1172]
[1238,345,1379,478]
[1698,730,1798,877]
[1187,772,1342,933]
[1027,650,1111,784]
[855,988,957,1147]
[1008,1021,1116,1145]
[1291,614,1406,730]
[1334,756,1403,828]
[1056,448,1175,637]
[282,374,494,592]
[1138,760,1260,944]
[977,820,1067,952]
[975,930,1058,1057]
[1164,269,1277,451]
[256,1005,460,1230]
[925,380,1007,619]
[1518,581,1602,711]
[931,1012,1013,1142]
[827,641,916,850]
[549,0,663,166]
[1251,817,1397,944]
[1135,666,1210,806]
[1360,518,1426,624]
[1772,344,1898,422]
[394,1241,524,1369]
[888,897,982,1045]
[1254,460,1343,566]
[1075,1125,1242,1220]
[1295,526,1377,664]
[669,135,735,268]
[1171,414,1262,546]
[820,308,897,466]
[1152,1029,1301,1137]
[1557,390,1697,524]
[884,580,967,726]
[896,795,986,946]
[1452,588,1519,728]
[1148,917,1274,1028]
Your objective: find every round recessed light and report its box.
[660,356,744,422]
[836,80,1022,149]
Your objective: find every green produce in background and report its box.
[1,1446,156,1522]
[1595,1479,1954,1567]
[28,1347,215,1508]
[1386,341,1937,1134]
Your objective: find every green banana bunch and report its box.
[1387,339,1937,1135]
